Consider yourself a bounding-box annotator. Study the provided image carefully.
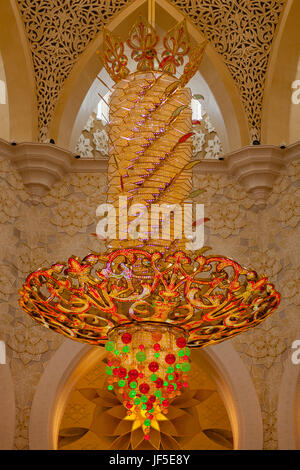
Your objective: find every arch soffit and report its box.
[262,0,300,145]
[0,1,37,141]
[277,354,300,450]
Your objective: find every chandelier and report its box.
[19,17,280,444]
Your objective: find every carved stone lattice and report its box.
[16,0,133,141]
[172,0,285,140]
[16,0,285,142]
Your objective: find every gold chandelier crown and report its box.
[100,16,207,85]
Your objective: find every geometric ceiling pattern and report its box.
[17,0,285,142]
[58,355,233,450]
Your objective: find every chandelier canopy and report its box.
[19,17,280,444]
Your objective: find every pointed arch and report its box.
[50,0,248,154]
[29,340,263,449]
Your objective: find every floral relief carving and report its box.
[0,159,29,228]
[0,181,22,223]
[0,265,16,301]
[287,159,300,182]
[261,407,277,450]
[69,173,107,198]
[280,267,300,306]
[7,315,60,365]
[244,324,288,369]
[204,135,223,159]
[223,182,255,209]
[50,195,96,236]
[264,174,290,206]
[14,243,49,276]
[192,174,227,205]
[14,405,31,450]
[0,303,13,341]
[208,199,246,239]
[246,249,283,281]
[93,128,109,154]
[192,105,224,160]
[76,112,109,158]
[10,360,43,403]
[15,206,55,245]
[84,115,95,132]
[40,171,108,240]
[192,129,205,154]
[41,181,72,207]
[275,187,300,228]
[203,114,215,134]
[75,134,94,159]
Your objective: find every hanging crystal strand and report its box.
[105,323,191,440]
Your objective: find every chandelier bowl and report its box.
[19,248,280,349]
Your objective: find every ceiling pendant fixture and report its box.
[19,16,280,444]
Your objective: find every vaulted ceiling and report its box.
[16,0,286,142]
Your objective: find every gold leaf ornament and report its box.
[180,41,207,87]
[160,20,190,75]
[102,28,129,82]
[127,16,159,72]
